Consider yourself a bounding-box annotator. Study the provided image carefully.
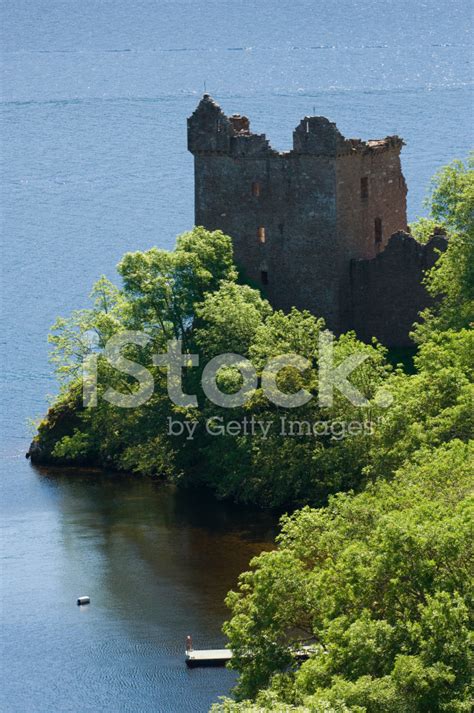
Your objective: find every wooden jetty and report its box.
[185,647,233,668]
[184,635,319,668]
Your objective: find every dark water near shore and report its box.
[1,463,275,712]
[1,0,472,711]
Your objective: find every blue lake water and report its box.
[1,1,472,711]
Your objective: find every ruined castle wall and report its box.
[194,150,340,328]
[336,143,407,329]
[350,232,447,347]
[194,152,279,285]
[360,147,408,249]
[273,154,338,325]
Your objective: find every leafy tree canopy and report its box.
[214,440,473,712]
[411,155,474,337]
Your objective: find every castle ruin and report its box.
[188,95,446,346]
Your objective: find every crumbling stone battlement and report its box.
[292,117,403,157]
[188,94,276,156]
[188,94,404,159]
[229,114,250,134]
[187,95,441,346]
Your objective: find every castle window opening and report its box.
[258,227,266,244]
[252,181,261,197]
[261,270,269,285]
[361,176,369,201]
[374,217,383,244]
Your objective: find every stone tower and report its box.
[188,94,408,332]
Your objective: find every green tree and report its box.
[194,281,272,359]
[189,308,392,508]
[409,216,440,243]
[49,275,131,382]
[33,228,237,469]
[117,227,237,347]
[217,440,473,711]
[367,328,473,479]
[413,156,474,338]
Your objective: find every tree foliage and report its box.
[35,226,396,507]
[214,441,473,712]
[411,155,474,338]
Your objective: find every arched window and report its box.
[258,227,266,244]
[252,181,261,197]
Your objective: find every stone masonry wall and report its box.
[190,97,340,327]
[351,231,447,347]
[336,142,407,329]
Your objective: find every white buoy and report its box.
[77,596,90,606]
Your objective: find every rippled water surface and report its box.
[1,1,472,711]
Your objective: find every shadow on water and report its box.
[33,465,277,637]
